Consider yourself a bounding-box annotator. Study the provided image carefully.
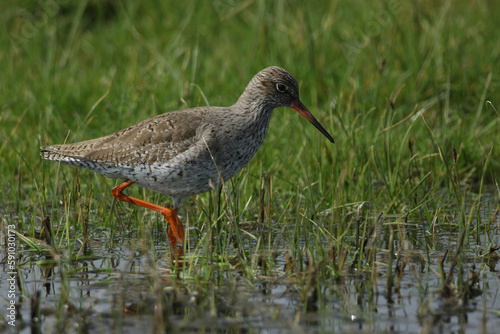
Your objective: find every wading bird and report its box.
[41,66,334,255]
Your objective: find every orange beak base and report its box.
[291,100,334,143]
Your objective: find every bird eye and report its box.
[276,83,287,93]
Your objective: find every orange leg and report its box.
[111,180,185,251]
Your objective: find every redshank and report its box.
[41,66,334,252]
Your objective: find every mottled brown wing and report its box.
[41,110,207,167]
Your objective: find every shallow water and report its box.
[1,204,499,333]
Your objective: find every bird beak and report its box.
[291,100,335,143]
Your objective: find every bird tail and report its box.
[40,145,78,163]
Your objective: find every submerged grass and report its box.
[1,0,500,332]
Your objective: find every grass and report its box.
[1,0,500,333]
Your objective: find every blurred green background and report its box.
[1,0,499,213]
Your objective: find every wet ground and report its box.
[1,204,500,333]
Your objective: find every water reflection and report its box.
[1,210,499,333]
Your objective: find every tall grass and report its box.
[1,0,499,331]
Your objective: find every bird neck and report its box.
[233,97,274,128]
[235,85,275,116]
[226,92,275,149]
